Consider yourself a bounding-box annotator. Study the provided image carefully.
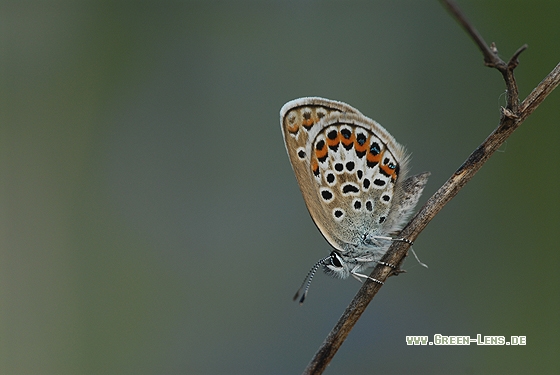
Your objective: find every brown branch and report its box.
[302,1,560,374]
[439,0,497,67]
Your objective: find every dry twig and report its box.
[303,1,560,374]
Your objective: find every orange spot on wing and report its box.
[341,133,355,148]
[338,128,356,149]
[326,132,340,148]
[302,118,314,128]
[315,144,328,160]
[287,123,299,134]
[380,163,398,180]
[366,149,382,164]
[311,160,319,175]
[355,136,369,153]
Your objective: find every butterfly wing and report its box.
[382,171,430,236]
[281,97,411,251]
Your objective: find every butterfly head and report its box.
[293,251,353,304]
[322,251,352,279]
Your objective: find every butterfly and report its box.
[280,97,430,303]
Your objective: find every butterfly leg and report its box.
[350,267,384,285]
[410,247,428,268]
[370,235,414,245]
[370,239,428,269]
[368,236,427,268]
[377,261,397,269]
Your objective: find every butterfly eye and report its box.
[330,252,343,268]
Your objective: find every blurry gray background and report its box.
[1,1,559,374]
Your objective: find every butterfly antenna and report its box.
[293,256,329,304]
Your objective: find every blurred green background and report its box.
[1,1,559,374]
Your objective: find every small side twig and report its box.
[440,0,528,113]
[302,1,560,374]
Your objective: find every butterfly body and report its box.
[280,98,429,298]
